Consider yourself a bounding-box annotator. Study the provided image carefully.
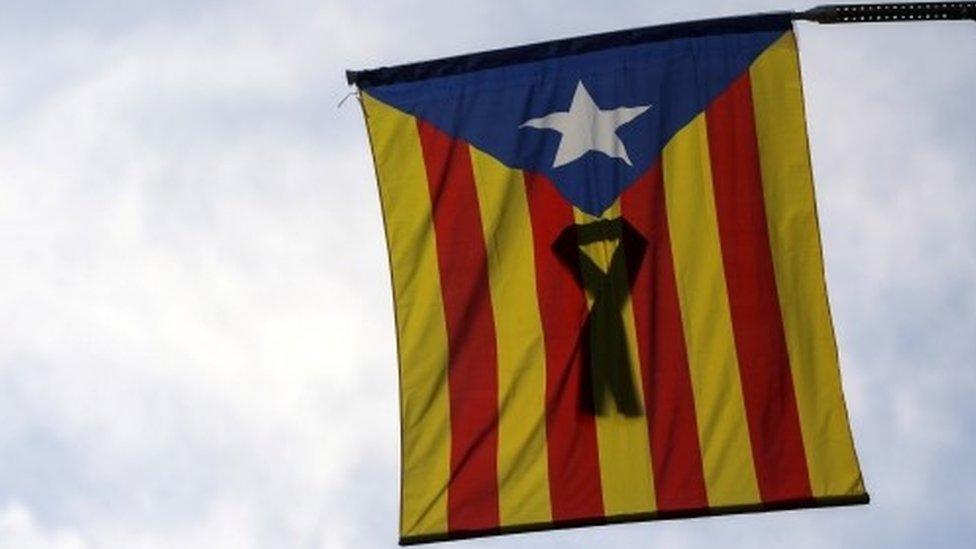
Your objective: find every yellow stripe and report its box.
[573,201,656,516]
[362,92,451,536]
[750,32,865,498]
[468,145,553,526]
[662,113,760,507]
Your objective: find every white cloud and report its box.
[0,502,86,549]
[1,1,398,547]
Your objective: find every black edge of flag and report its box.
[398,493,870,545]
[346,11,794,88]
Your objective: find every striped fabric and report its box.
[360,29,867,544]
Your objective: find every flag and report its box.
[354,12,867,544]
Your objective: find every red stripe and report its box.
[705,73,813,503]
[621,163,709,512]
[523,172,605,521]
[417,120,500,531]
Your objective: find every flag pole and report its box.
[796,2,976,24]
[345,3,974,87]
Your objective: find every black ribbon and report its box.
[553,217,648,417]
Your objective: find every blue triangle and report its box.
[368,29,787,216]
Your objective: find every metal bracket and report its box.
[797,2,976,24]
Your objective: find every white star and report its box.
[520,81,651,168]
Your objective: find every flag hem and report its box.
[347,12,794,89]
[789,26,871,499]
[398,493,870,545]
[356,91,415,538]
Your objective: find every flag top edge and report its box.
[347,11,795,89]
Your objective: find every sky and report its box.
[0,1,974,548]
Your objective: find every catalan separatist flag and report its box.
[353,12,867,544]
